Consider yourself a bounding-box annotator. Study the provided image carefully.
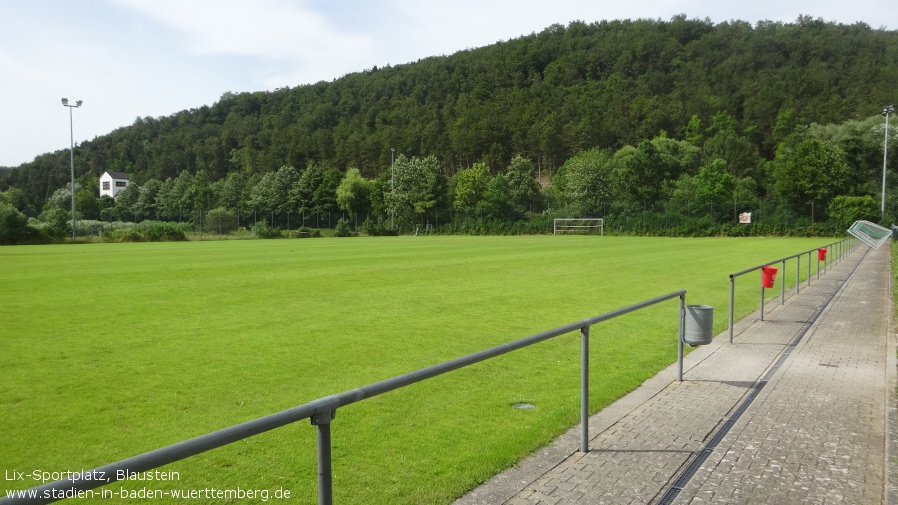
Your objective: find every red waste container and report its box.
[761,266,778,288]
[818,248,827,261]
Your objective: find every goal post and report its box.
[553,218,604,235]
[847,220,892,249]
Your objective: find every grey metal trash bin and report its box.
[684,305,714,346]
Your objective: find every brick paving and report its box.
[454,243,895,505]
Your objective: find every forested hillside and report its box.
[1,15,897,242]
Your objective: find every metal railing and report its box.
[2,291,689,505]
[727,237,860,343]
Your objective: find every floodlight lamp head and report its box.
[75,100,83,107]
[61,98,68,105]
[884,105,895,116]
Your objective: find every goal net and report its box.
[553,218,604,235]
[847,220,892,249]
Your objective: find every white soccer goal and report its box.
[847,220,892,249]
[553,218,604,235]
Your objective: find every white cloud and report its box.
[117,0,356,57]
[110,0,376,85]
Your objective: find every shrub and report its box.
[100,221,188,242]
[828,195,879,229]
[37,207,71,241]
[0,203,31,244]
[290,227,321,238]
[360,218,397,236]
[252,221,282,239]
[135,221,188,241]
[205,208,238,235]
[334,217,354,237]
[87,221,181,242]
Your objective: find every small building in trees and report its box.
[99,171,130,199]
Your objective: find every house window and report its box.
[102,181,110,190]
[115,181,127,187]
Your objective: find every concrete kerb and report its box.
[453,246,874,505]
[887,243,898,505]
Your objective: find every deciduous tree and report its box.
[504,156,543,216]
[391,154,445,227]
[773,136,851,221]
[336,168,372,216]
[452,163,491,211]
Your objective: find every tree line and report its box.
[1,16,897,242]
[2,107,892,243]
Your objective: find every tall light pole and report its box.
[883,105,894,221]
[62,98,83,240]
[390,148,395,230]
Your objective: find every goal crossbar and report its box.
[554,218,604,235]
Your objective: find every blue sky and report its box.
[0,0,893,168]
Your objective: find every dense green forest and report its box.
[1,16,897,243]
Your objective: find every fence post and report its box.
[312,410,336,505]
[780,259,786,305]
[808,253,812,287]
[759,270,766,321]
[728,275,735,344]
[678,294,685,381]
[581,326,590,453]
[796,254,801,295]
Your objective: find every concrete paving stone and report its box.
[453,245,893,505]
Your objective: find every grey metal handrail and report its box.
[2,291,688,505]
[727,237,859,342]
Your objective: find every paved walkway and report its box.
[455,244,895,504]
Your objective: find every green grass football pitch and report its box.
[0,235,834,503]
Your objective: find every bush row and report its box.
[1,211,849,246]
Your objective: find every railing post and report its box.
[780,259,786,305]
[807,252,812,286]
[677,294,685,382]
[581,325,590,453]
[728,275,735,344]
[759,270,765,321]
[795,254,800,295]
[312,410,336,505]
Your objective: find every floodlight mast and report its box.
[884,105,894,221]
[62,98,83,240]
